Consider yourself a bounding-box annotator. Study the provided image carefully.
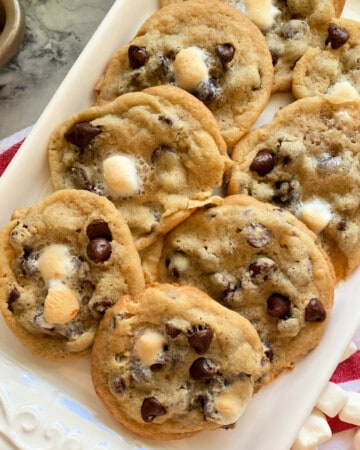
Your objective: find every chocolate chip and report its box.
[215,43,235,68]
[91,298,113,313]
[270,51,279,66]
[267,294,291,319]
[68,166,96,193]
[7,288,20,312]
[166,323,181,339]
[128,45,148,69]
[250,150,274,176]
[141,397,167,422]
[305,298,326,322]
[109,375,126,395]
[151,145,176,164]
[187,326,213,354]
[189,357,217,380]
[19,248,38,277]
[326,23,350,49]
[64,122,102,147]
[273,180,300,204]
[194,76,218,104]
[86,238,112,263]
[150,363,164,372]
[245,223,272,248]
[158,115,173,126]
[86,219,112,241]
[249,257,275,281]
[337,218,347,231]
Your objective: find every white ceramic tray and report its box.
[1,1,360,448]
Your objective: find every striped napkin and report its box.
[1,128,360,449]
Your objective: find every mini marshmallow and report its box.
[136,330,166,366]
[213,380,252,425]
[327,80,360,100]
[244,0,280,30]
[103,154,139,198]
[172,47,208,90]
[316,382,348,418]
[291,408,332,450]
[66,327,96,352]
[38,244,74,282]
[340,340,358,362]
[44,283,80,324]
[297,199,332,234]
[339,392,360,426]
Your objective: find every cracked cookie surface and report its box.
[94,0,273,147]
[48,86,230,251]
[142,195,335,385]
[228,97,360,280]
[91,282,265,440]
[0,189,145,360]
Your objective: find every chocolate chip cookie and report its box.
[228,96,360,280]
[292,18,360,100]
[91,282,265,439]
[0,189,145,360]
[94,0,274,147]
[159,0,344,93]
[142,195,335,385]
[48,85,230,251]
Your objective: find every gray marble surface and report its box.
[0,0,115,139]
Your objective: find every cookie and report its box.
[159,0,344,93]
[142,195,335,385]
[0,189,145,360]
[91,282,265,440]
[228,96,360,280]
[48,85,230,251]
[292,18,360,100]
[94,0,274,147]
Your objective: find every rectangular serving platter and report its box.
[0,1,360,449]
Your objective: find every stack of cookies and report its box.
[1,0,360,442]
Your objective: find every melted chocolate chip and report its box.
[187,326,213,354]
[68,166,96,193]
[151,145,176,164]
[267,294,291,319]
[249,258,275,281]
[305,298,326,322]
[128,45,148,69]
[245,223,272,248]
[158,115,173,126]
[337,218,347,231]
[215,43,235,68]
[150,363,164,372]
[273,180,299,204]
[86,219,112,241]
[109,375,126,395]
[250,150,274,176]
[141,397,167,422]
[86,238,112,263]
[64,122,102,147]
[7,288,20,312]
[166,323,181,339]
[19,248,38,277]
[91,298,113,313]
[194,77,218,104]
[270,51,279,66]
[189,357,217,380]
[326,23,350,49]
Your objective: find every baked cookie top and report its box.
[228,96,360,280]
[159,0,344,93]
[142,195,335,385]
[292,18,360,100]
[0,189,145,360]
[94,0,274,147]
[91,282,265,440]
[48,85,230,251]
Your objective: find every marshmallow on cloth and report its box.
[339,392,360,426]
[316,382,348,418]
[291,408,332,450]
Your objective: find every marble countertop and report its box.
[0,0,115,139]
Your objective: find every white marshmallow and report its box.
[173,47,208,90]
[213,380,252,425]
[136,330,166,366]
[103,154,139,198]
[244,0,280,30]
[38,244,74,283]
[316,382,348,418]
[339,392,360,426]
[297,199,332,234]
[327,80,360,100]
[44,283,80,324]
[340,341,358,362]
[291,408,332,450]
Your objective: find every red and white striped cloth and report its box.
[1,128,360,449]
